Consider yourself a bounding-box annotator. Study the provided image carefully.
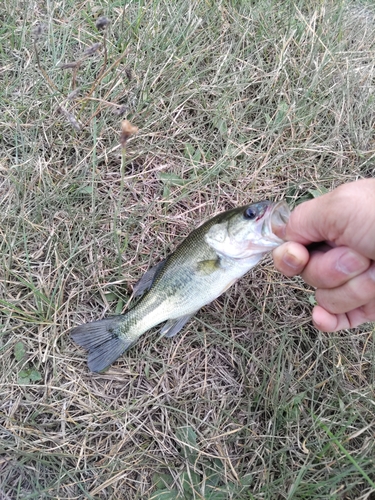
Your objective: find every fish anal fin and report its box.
[132,259,166,297]
[160,313,197,338]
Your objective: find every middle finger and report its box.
[301,246,370,289]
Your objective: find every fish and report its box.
[71,200,290,372]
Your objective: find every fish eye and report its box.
[244,207,257,220]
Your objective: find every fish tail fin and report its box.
[70,316,136,372]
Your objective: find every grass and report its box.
[1,0,375,498]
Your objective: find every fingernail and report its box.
[312,316,321,329]
[283,251,301,270]
[336,251,368,275]
[273,224,286,239]
[368,264,375,281]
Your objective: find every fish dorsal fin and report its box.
[159,313,197,338]
[132,259,167,297]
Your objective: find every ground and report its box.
[1,1,375,499]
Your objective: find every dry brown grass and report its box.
[1,1,375,499]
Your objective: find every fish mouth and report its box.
[262,200,290,241]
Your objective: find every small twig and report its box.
[57,105,82,131]
[72,61,81,90]
[34,37,82,131]
[113,121,139,269]
[118,120,138,201]
[95,17,110,83]
[33,39,59,93]
[79,47,131,126]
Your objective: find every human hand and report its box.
[272,179,375,332]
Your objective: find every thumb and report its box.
[283,180,375,260]
[284,193,338,245]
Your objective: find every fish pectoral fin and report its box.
[159,313,197,338]
[132,259,167,297]
[220,277,238,294]
[196,258,221,275]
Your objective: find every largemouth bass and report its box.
[71,200,289,372]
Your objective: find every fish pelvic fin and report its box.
[71,316,136,372]
[159,312,197,338]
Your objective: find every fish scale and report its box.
[71,200,289,372]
